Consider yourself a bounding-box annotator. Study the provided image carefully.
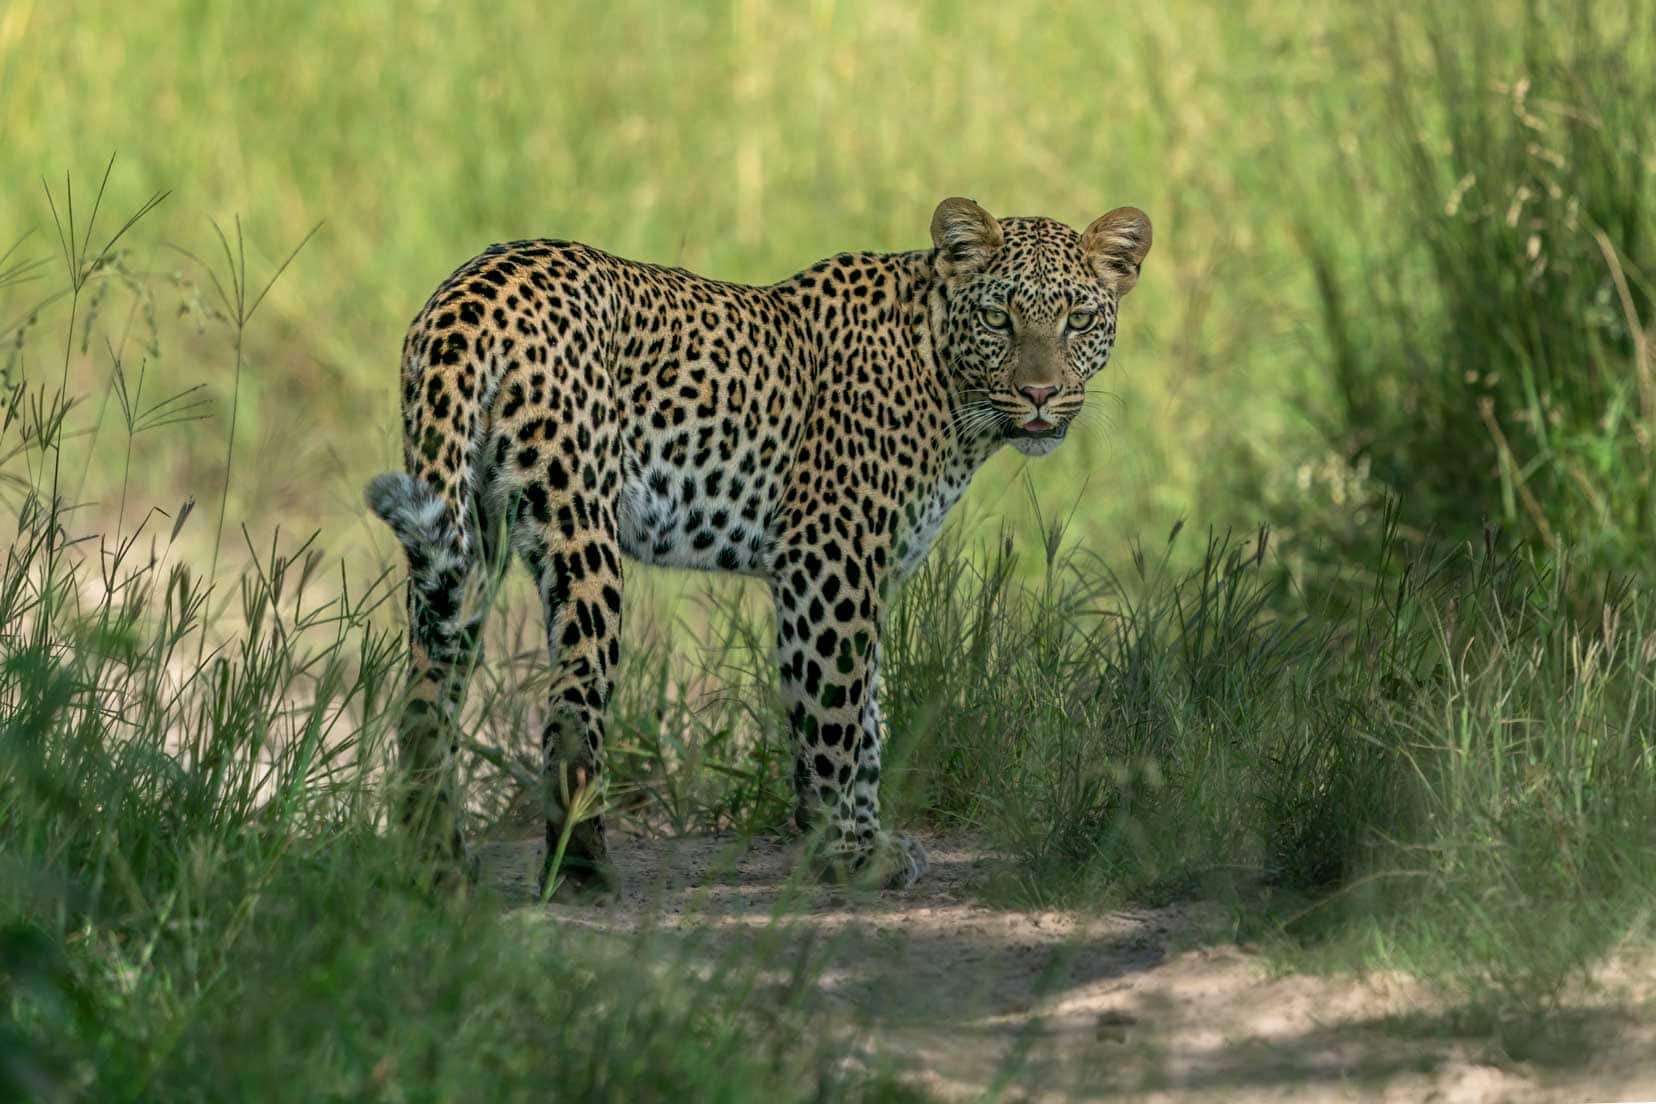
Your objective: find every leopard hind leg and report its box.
[367,470,504,881]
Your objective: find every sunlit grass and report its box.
[0,0,1360,567]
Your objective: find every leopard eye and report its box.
[978,307,1011,331]
[1066,310,1098,333]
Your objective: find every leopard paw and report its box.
[811,831,928,890]
[539,817,620,902]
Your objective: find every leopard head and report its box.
[929,197,1151,457]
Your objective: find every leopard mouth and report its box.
[1003,417,1068,441]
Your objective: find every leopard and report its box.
[366,196,1152,893]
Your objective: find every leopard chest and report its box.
[894,457,978,578]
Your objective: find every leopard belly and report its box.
[615,439,779,575]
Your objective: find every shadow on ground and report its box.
[475,830,1656,1102]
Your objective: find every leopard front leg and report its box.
[769,568,927,889]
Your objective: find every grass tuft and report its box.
[1306,1,1656,580]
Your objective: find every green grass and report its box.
[4,0,1656,1097]
[1302,2,1656,581]
[0,0,1350,564]
[889,509,1656,1017]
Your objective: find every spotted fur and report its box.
[369,198,1152,891]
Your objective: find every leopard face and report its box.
[930,199,1152,457]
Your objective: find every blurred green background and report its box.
[2,0,1653,583]
[2,0,1372,568]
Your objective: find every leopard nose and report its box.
[1019,384,1057,406]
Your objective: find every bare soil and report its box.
[477,828,1656,1102]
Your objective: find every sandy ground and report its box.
[476,827,1656,1102]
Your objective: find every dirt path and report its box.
[477,829,1656,1101]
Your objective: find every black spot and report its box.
[836,648,854,675]
[523,483,550,524]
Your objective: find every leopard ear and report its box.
[1082,207,1152,295]
[931,197,1003,277]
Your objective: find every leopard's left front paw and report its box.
[873,831,928,889]
[812,831,928,890]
